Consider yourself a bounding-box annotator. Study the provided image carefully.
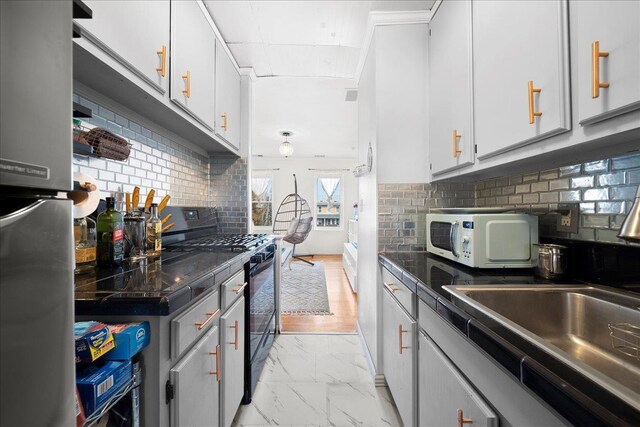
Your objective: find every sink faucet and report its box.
[617,185,640,243]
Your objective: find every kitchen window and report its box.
[251,175,273,228]
[315,175,342,229]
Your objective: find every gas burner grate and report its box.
[169,234,270,252]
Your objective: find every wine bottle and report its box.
[97,197,124,267]
[146,203,162,258]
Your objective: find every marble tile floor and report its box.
[233,334,403,427]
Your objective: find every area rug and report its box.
[281,261,332,315]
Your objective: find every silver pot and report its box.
[535,243,569,279]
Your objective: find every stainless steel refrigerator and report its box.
[1,1,75,425]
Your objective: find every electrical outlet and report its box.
[557,203,579,233]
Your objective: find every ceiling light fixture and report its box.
[279,131,294,157]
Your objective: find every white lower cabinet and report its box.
[419,331,498,427]
[382,288,417,427]
[220,298,245,427]
[170,325,220,427]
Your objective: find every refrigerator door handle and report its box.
[0,199,47,226]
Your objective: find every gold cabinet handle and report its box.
[527,80,542,124]
[457,409,473,427]
[398,325,409,354]
[182,70,191,98]
[229,320,239,350]
[221,112,228,131]
[195,308,220,330]
[208,344,221,381]
[592,41,610,98]
[156,45,166,77]
[232,282,247,295]
[384,282,398,293]
[453,130,462,158]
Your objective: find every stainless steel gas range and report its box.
[163,207,277,404]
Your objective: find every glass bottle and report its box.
[146,203,162,258]
[97,197,124,267]
[74,216,96,274]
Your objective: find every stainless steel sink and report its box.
[443,284,640,409]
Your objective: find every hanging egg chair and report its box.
[272,174,314,266]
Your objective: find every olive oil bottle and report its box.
[97,197,124,267]
[146,203,162,258]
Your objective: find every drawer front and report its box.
[382,267,415,318]
[172,288,220,359]
[221,269,246,311]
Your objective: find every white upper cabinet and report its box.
[171,0,216,130]
[81,1,170,95]
[429,0,475,175]
[214,39,242,150]
[473,0,571,159]
[573,1,640,125]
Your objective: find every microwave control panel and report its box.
[460,221,473,262]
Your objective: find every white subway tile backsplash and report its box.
[99,170,115,181]
[571,176,594,188]
[583,188,608,201]
[73,94,211,209]
[474,151,639,246]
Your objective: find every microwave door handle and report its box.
[450,221,460,258]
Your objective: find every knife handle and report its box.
[162,213,172,225]
[144,189,156,211]
[125,193,131,213]
[158,194,171,213]
[162,222,175,233]
[132,186,140,209]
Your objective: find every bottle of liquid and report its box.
[97,197,124,267]
[74,216,96,274]
[146,203,162,258]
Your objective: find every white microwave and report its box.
[426,212,538,268]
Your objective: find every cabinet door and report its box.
[574,1,640,125]
[220,298,245,427]
[171,0,216,130]
[382,288,416,427]
[170,326,220,427]
[81,1,169,95]
[214,39,241,150]
[429,0,474,175]
[473,0,570,159]
[419,332,498,427]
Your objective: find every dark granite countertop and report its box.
[379,251,640,427]
[75,250,250,316]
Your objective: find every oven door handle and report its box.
[450,221,460,258]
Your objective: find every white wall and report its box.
[251,156,358,255]
[357,23,429,375]
[356,35,379,370]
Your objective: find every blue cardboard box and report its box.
[103,322,150,361]
[76,360,132,416]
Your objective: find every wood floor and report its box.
[280,254,358,333]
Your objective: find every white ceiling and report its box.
[252,77,358,158]
[203,1,433,78]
